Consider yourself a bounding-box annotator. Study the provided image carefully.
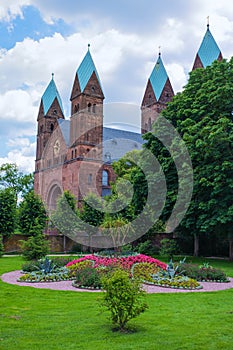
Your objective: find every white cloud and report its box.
[0,140,36,173]
[0,89,38,122]
[0,0,31,22]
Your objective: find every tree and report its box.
[20,221,49,260]
[52,190,79,241]
[100,214,133,252]
[0,188,16,238]
[78,192,104,227]
[18,191,47,235]
[145,58,233,258]
[0,163,33,200]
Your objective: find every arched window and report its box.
[102,170,109,186]
[50,124,54,132]
[88,103,91,112]
[71,150,74,159]
[93,104,96,113]
[75,149,77,158]
[148,118,152,131]
[74,104,79,113]
[88,174,92,185]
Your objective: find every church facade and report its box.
[34,24,222,211]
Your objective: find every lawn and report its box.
[0,256,233,350]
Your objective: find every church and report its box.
[34,23,222,212]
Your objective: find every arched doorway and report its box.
[47,185,62,211]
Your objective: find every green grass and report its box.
[0,256,233,350]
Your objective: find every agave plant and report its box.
[34,257,56,274]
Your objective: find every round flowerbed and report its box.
[18,269,70,283]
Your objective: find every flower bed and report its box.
[66,254,167,271]
[18,270,70,283]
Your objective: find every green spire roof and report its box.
[77,46,102,92]
[42,74,64,115]
[198,25,222,68]
[149,54,168,101]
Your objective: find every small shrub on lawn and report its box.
[101,269,148,331]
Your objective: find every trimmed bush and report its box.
[101,269,148,331]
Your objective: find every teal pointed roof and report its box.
[198,25,222,68]
[149,54,168,101]
[77,46,102,92]
[42,74,64,115]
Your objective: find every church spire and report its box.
[192,21,223,70]
[141,51,174,133]
[41,73,64,116]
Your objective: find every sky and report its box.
[1,0,233,173]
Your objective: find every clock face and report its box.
[53,139,60,156]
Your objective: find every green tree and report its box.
[0,163,33,199]
[101,214,133,252]
[20,221,49,260]
[145,58,233,258]
[101,269,148,331]
[0,188,17,238]
[52,190,78,238]
[78,192,104,227]
[18,191,47,235]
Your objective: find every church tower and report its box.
[141,52,174,134]
[69,45,104,153]
[192,22,223,70]
[67,46,105,201]
[35,74,64,171]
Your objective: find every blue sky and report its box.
[1,0,233,172]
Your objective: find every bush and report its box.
[176,263,229,282]
[20,223,49,261]
[134,240,159,256]
[73,267,102,289]
[101,269,148,331]
[159,238,179,258]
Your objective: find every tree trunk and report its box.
[194,234,199,257]
[229,239,233,261]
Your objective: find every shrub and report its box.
[20,222,49,261]
[134,240,159,256]
[177,263,229,282]
[101,269,148,331]
[159,238,179,258]
[73,267,102,289]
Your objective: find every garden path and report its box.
[1,270,233,293]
